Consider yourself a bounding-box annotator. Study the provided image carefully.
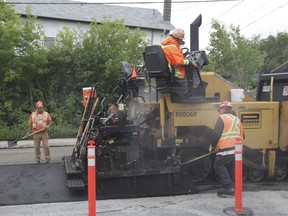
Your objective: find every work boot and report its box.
[217,186,235,198]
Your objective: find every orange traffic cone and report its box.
[132,65,137,80]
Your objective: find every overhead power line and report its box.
[233,0,273,25]
[200,0,244,29]
[242,1,288,29]
[2,0,242,5]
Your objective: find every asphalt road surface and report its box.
[0,139,87,205]
[1,139,288,216]
[0,162,87,206]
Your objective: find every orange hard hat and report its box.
[217,101,232,111]
[36,101,44,109]
[171,28,185,40]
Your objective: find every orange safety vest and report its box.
[216,114,243,152]
[31,111,49,131]
[161,36,189,79]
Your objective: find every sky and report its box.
[75,0,288,50]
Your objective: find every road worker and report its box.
[160,28,197,96]
[209,101,244,197]
[104,104,118,126]
[27,101,52,163]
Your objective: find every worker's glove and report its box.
[209,144,212,153]
[209,144,217,154]
[188,59,198,68]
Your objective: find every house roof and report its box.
[271,61,288,73]
[7,0,174,31]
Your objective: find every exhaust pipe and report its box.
[163,0,172,21]
[190,14,202,51]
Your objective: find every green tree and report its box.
[0,1,21,124]
[259,32,288,72]
[46,26,83,126]
[80,18,148,91]
[0,2,47,139]
[0,4,148,140]
[205,19,266,90]
[45,18,148,128]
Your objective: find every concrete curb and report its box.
[0,138,76,149]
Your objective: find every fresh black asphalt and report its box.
[0,162,87,206]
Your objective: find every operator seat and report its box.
[144,45,182,100]
[144,45,219,103]
[144,45,171,78]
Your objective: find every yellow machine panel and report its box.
[234,102,279,150]
[201,72,256,102]
[279,101,288,151]
[162,93,279,151]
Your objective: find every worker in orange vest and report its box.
[161,28,197,96]
[210,101,244,197]
[104,104,118,126]
[27,101,52,163]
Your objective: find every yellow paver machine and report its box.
[64,15,288,198]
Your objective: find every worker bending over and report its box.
[210,101,244,197]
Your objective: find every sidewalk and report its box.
[1,191,288,216]
[0,138,76,149]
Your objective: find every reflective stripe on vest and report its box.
[161,44,185,79]
[174,68,183,79]
[32,111,48,129]
[216,114,241,151]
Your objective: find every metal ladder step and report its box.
[67,179,85,190]
[63,156,83,179]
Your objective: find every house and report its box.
[7,0,175,46]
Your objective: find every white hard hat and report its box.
[171,28,185,40]
[217,101,232,111]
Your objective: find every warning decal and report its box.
[240,112,261,129]
[283,86,288,96]
[262,85,270,92]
